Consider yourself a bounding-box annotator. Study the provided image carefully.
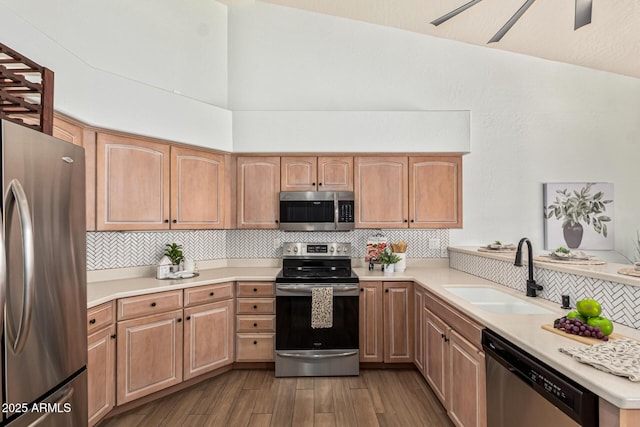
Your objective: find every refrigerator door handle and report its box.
[27,385,75,427]
[4,179,35,355]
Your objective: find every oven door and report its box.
[275,283,360,376]
[275,283,359,351]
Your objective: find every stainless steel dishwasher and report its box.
[483,329,598,427]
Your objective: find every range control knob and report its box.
[293,246,298,253]
[330,247,335,252]
[336,247,342,252]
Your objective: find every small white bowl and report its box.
[634,262,640,271]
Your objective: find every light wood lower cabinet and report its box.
[235,282,276,362]
[183,299,234,380]
[422,293,486,427]
[116,309,183,405]
[87,301,116,427]
[413,286,426,374]
[359,281,413,363]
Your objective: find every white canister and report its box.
[183,259,195,273]
[394,252,407,272]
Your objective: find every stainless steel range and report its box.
[275,242,359,377]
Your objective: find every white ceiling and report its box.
[232,0,640,80]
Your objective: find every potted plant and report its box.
[379,250,401,273]
[164,243,184,272]
[545,183,612,248]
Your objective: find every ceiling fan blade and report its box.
[575,0,593,30]
[488,0,537,43]
[431,0,484,26]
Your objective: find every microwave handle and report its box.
[334,192,339,229]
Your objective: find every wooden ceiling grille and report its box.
[0,42,54,135]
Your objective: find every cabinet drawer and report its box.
[237,298,275,315]
[236,334,275,362]
[184,282,233,307]
[88,301,115,334]
[237,282,275,298]
[117,290,183,320]
[425,291,483,348]
[237,315,275,333]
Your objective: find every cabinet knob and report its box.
[441,333,446,339]
[253,305,258,309]
[151,302,157,307]
[186,316,191,320]
[318,182,323,186]
[164,219,169,223]
[275,219,279,224]
[444,337,449,343]
[210,292,215,296]
[110,334,116,339]
[410,219,414,223]
[89,319,96,324]
[172,219,177,223]
[385,289,389,293]
[360,288,364,292]
[177,318,182,323]
[404,219,408,223]
[312,182,316,186]
[253,341,258,345]
[253,288,258,292]
[253,323,258,327]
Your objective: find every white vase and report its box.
[383,263,395,274]
[394,252,406,272]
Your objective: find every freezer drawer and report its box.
[6,370,87,427]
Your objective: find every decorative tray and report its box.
[157,272,199,280]
[618,268,640,278]
[534,255,606,265]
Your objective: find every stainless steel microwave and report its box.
[279,191,355,231]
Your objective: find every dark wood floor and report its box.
[100,369,453,427]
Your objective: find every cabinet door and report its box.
[51,114,97,231]
[237,156,280,228]
[359,281,383,362]
[414,287,425,374]
[87,326,115,427]
[383,281,413,363]
[171,146,226,229]
[354,156,408,228]
[184,300,234,380]
[318,156,353,191]
[116,310,183,405]
[409,156,462,228]
[281,156,317,191]
[96,133,170,230]
[424,308,449,405]
[448,329,486,427]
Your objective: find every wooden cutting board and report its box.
[541,324,624,345]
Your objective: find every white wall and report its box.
[227,3,640,260]
[0,0,232,150]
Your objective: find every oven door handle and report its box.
[277,351,359,359]
[276,284,360,293]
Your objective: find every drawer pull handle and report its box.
[253,341,258,345]
[210,292,215,296]
[253,305,258,309]
[89,319,96,324]
[110,334,116,339]
[253,323,258,327]
[186,316,191,320]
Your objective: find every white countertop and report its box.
[87,264,640,409]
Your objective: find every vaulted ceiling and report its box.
[235,0,640,80]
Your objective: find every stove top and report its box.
[276,242,359,284]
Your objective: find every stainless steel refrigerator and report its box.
[0,120,87,426]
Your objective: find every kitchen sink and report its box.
[443,286,552,315]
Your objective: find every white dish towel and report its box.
[311,287,333,329]
[559,338,640,381]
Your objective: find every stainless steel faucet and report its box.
[514,237,543,297]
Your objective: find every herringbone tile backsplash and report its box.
[450,252,640,329]
[87,229,449,270]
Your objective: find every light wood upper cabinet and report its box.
[354,156,408,228]
[281,156,353,191]
[49,114,97,230]
[409,156,462,228]
[96,133,171,230]
[237,156,280,229]
[359,281,384,362]
[171,146,228,229]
